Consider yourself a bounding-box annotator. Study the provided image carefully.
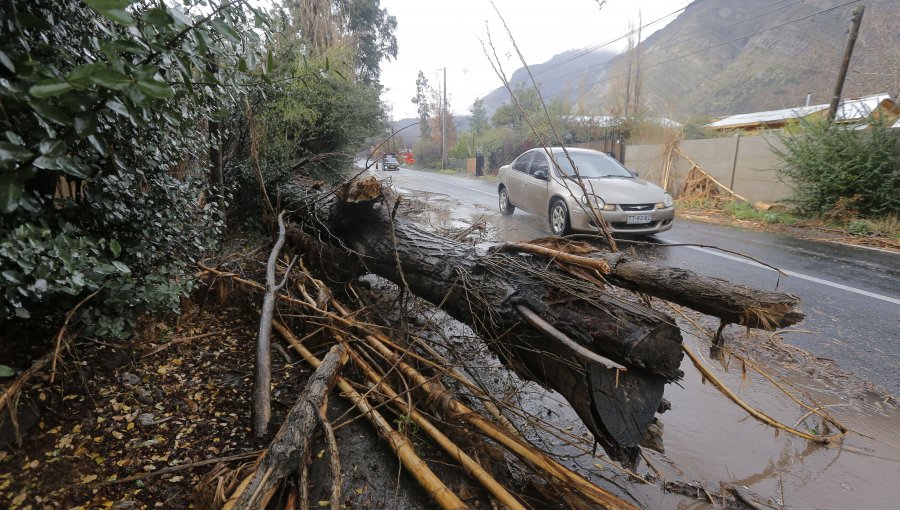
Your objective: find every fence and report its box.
[624,134,793,204]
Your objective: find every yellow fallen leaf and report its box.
[126,422,135,431]
[318,501,329,507]
[11,492,27,506]
[157,366,169,375]
[38,392,46,401]
[81,474,97,483]
[73,424,82,433]
[111,431,123,440]
[24,459,39,469]
[169,476,184,482]
[316,449,324,459]
[355,487,366,495]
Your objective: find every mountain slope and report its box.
[480,48,616,115]
[591,0,899,117]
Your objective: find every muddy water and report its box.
[388,184,900,509]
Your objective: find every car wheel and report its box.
[549,199,570,236]
[498,186,515,216]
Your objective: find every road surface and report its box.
[370,165,900,394]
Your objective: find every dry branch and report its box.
[356,332,638,510]
[225,344,347,510]
[682,344,845,443]
[273,321,469,510]
[254,210,298,437]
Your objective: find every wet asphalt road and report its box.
[371,166,900,394]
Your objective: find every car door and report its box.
[522,151,551,213]
[505,151,535,210]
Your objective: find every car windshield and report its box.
[551,150,633,178]
[384,156,398,163]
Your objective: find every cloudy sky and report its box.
[378,0,695,119]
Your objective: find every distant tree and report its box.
[342,0,398,84]
[470,98,489,138]
[412,71,432,140]
[491,86,540,129]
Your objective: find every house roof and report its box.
[706,93,894,129]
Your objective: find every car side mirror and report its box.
[533,170,548,180]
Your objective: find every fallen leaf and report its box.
[169,476,184,482]
[81,474,97,483]
[318,501,329,507]
[111,431,123,440]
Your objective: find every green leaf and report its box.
[29,100,71,126]
[1,270,25,285]
[29,79,73,98]
[0,50,14,73]
[168,7,191,27]
[40,139,67,157]
[0,365,14,377]
[142,7,172,27]
[0,170,25,213]
[5,132,24,145]
[34,156,91,178]
[90,68,131,90]
[87,134,108,156]
[136,79,174,99]
[0,142,32,163]
[67,63,107,86]
[210,19,241,44]
[83,0,136,26]
[74,114,98,136]
[110,239,121,258]
[111,261,130,273]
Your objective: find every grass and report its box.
[724,201,799,226]
[677,198,900,239]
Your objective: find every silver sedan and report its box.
[497,147,674,235]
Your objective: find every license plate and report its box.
[626,214,652,224]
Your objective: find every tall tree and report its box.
[412,71,431,140]
[470,98,489,138]
[342,0,398,84]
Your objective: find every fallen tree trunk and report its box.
[283,177,681,466]
[499,240,804,329]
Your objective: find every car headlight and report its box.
[581,195,615,211]
[663,193,673,208]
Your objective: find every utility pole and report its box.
[633,10,643,117]
[827,6,865,121]
[441,67,447,171]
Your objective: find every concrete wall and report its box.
[624,134,792,203]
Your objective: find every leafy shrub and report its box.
[0,0,270,333]
[773,115,900,218]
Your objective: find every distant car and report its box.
[497,147,674,236]
[382,155,400,171]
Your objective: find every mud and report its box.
[386,178,900,509]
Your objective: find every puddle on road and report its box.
[383,179,900,509]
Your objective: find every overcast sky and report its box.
[378,0,694,120]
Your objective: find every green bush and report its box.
[0,0,270,334]
[773,115,900,218]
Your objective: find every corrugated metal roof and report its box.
[706,93,894,129]
[707,105,827,128]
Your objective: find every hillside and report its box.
[480,48,616,115]
[472,0,898,121]
[589,0,899,118]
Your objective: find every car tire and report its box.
[549,199,570,236]
[498,186,515,216]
